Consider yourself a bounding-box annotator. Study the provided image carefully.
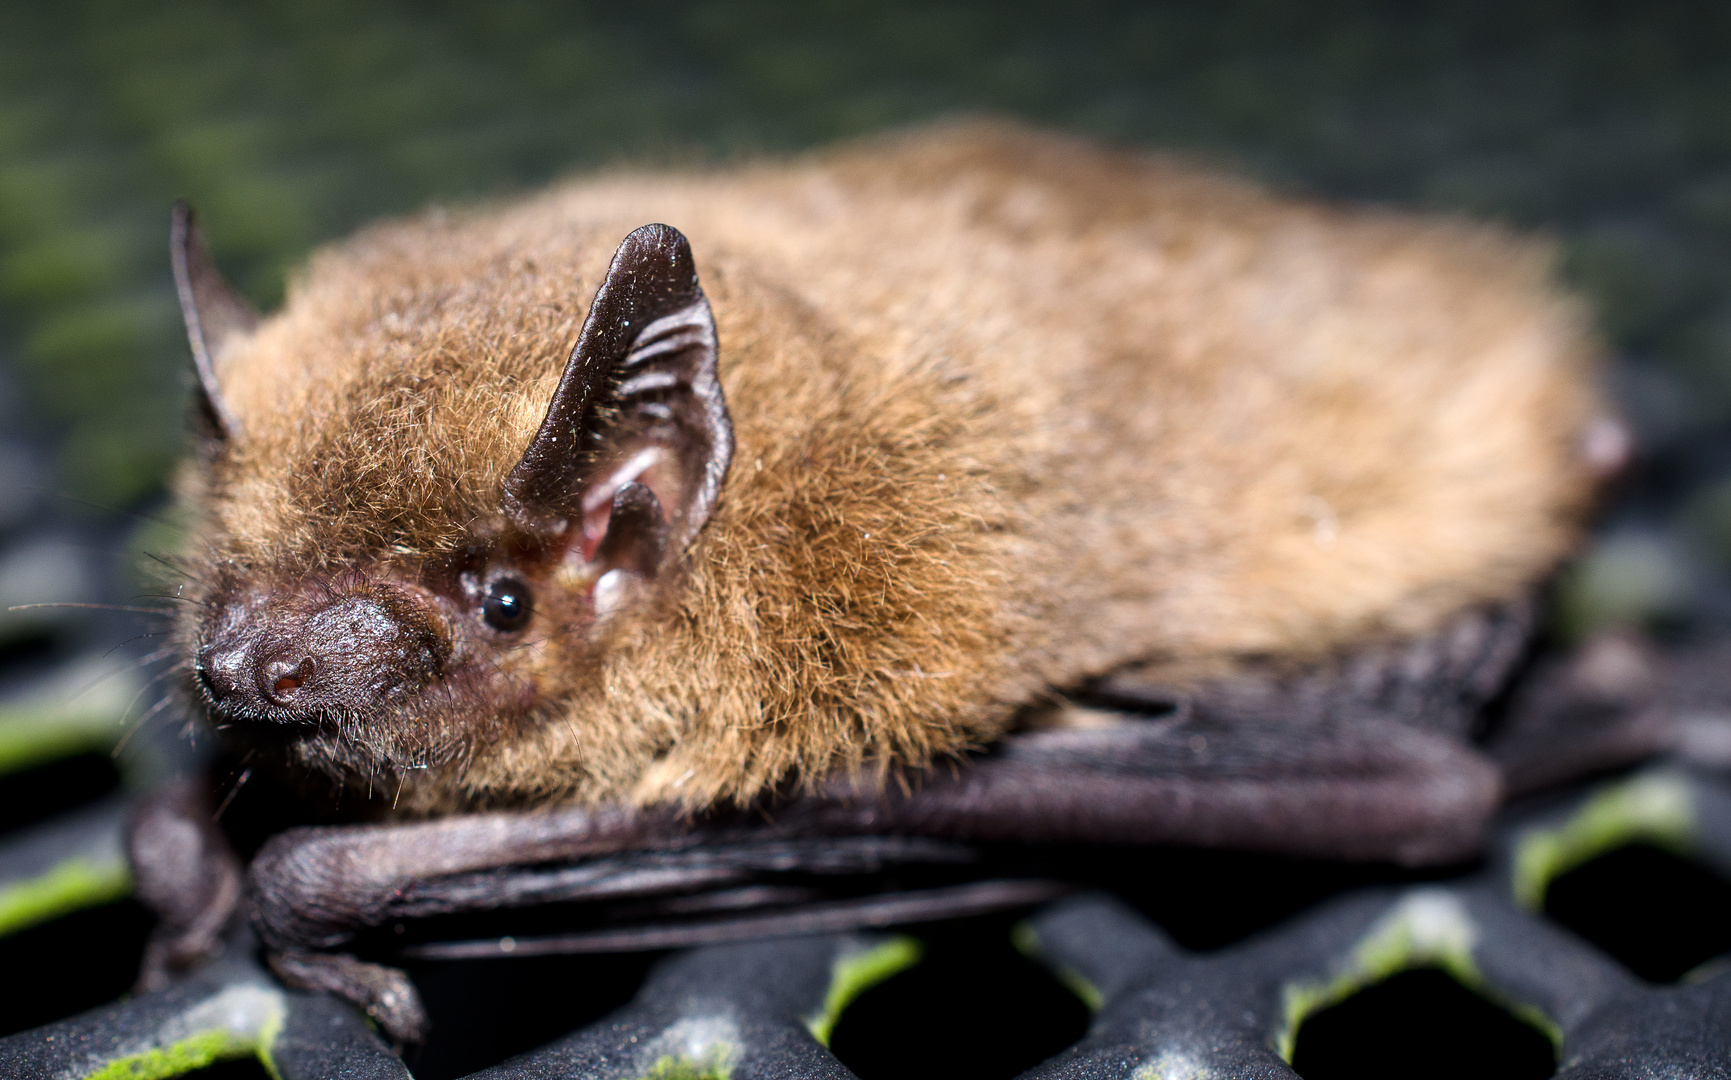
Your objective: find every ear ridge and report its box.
[615,295,732,557]
[170,201,256,441]
[505,224,733,560]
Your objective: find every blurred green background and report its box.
[3,0,1731,634]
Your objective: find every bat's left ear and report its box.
[504,224,733,579]
[171,201,256,442]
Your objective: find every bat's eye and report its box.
[482,578,533,632]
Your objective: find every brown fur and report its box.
[178,121,1607,813]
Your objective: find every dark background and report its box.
[2,3,1730,1078]
[6,1,1731,668]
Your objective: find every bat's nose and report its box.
[196,643,249,704]
[197,579,446,722]
[195,638,319,717]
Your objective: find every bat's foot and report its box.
[268,949,429,1048]
[126,781,244,991]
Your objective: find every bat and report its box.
[130,122,1651,1043]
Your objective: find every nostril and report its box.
[260,656,316,705]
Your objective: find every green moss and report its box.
[78,985,288,1080]
[639,1054,732,1080]
[0,855,132,938]
[1512,771,1696,911]
[253,1002,286,1080]
[803,936,922,1046]
[1051,966,1105,1013]
[83,1035,229,1080]
[1274,890,1561,1061]
[83,1029,252,1080]
[1011,921,1103,1012]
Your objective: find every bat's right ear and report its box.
[171,201,255,442]
[504,224,733,579]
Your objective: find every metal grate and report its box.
[4,750,1731,1078]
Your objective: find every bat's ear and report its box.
[504,224,732,579]
[171,201,255,442]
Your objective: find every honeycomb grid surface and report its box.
[3,763,1731,1078]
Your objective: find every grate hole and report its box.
[403,952,657,1080]
[0,901,153,1038]
[828,916,1089,1080]
[0,627,61,683]
[1291,968,1554,1079]
[0,752,122,833]
[1543,842,1731,982]
[1094,847,1454,951]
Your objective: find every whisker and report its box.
[140,551,196,582]
[42,490,181,529]
[61,653,176,706]
[103,632,169,659]
[213,766,253,821]
[123,663,184,717]
[105,643,179,669]
[114,667,187,749]
[135,590,204,605]
[114,690,184,757]
[7,602,176,616]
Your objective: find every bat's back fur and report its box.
[187,122,1605,813]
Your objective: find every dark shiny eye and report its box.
[482,578,533,632]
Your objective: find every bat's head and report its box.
[169,206,732,804]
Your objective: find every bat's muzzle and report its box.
[196,579,446,724]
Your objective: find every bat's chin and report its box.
[195,653,544,808]
[204,695,472,798]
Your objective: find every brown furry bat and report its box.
[172,122,1613,818]
[145,121,1649,1043]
